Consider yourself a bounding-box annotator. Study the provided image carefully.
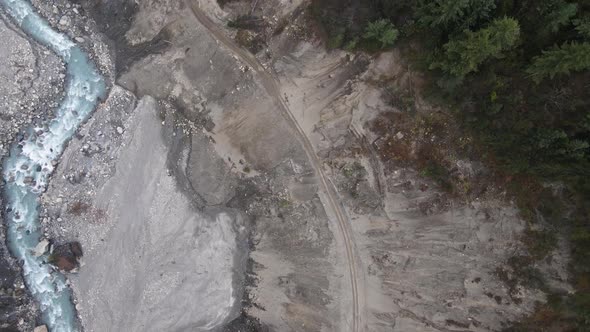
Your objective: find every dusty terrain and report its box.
[0,0,572,331]
[44,91,248,331]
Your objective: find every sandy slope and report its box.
[46,94,245,331]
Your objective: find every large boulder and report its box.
[33,239,50,257]
[49,241,83,272]
[34,325,48,332]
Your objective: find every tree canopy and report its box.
[363,19,399,49]
[311,0,590,329]
[527,41,590,82]
[431,17,520,78]
[416,0,496,30]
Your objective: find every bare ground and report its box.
[10,0,572,331]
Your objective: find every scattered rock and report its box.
[34,325,48,332]
[58,15,70,26]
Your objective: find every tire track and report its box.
[185,2,364,330]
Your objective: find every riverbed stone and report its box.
[58,15,70,26]
[33,239,49,257]
[34,325,48,332]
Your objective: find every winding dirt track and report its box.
[186,2,364,331]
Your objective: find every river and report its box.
[0,0,105,331]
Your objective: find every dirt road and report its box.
[185,1,365,331]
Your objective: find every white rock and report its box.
[58,16,70,26]
[116,126,124,134]
[33,239,49,257]
[33,325,47,332]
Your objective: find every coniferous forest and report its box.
[312,0,590,329]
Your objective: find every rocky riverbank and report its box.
[0,5,67,331]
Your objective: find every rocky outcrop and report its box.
[49,242,83,272]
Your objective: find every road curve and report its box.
[185,2,364,331]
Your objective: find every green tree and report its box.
[430,17,520,79]
[534,128,589,161]
[416,0,495,29]
[527,42,590,83]
[363,19,399,49]
[545,1,578,32]
[369,0,414,18]
[573,17,590,38]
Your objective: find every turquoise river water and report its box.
[0,0,106,330]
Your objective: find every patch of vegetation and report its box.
[383,84,416,113]
[312,0,590,328]
[216,0,251,9]
[341,161,367,198]
[235,29,266,54]
[278,198,291,209]
[496,255,546,304]
[67,201,90,216]
[362,19,400,50]
[445,319,470,329]
[228,15,266,30]
[342,161,366,179]
[310,1,398,51]
[420,162,453,191]
[523,229,559,261]
[47,253,58,265]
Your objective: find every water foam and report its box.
[0,0,106,330]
